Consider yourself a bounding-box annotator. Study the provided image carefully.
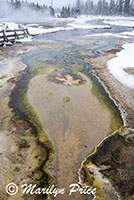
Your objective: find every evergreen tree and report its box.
[15,0,21,9]
[67,7,71,17]
[96,0,103,15]
[49,6,55,16]
[124,0,130,15]
[117,0,123,15]
[76,0,81,15]
[109,0,116,15]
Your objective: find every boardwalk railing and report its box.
[0,28,31,46]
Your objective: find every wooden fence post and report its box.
[2,30,8,42]
[1,28,31,45]
[25,28,31,36]
[14,30,19,39]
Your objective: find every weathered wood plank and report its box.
[0,28,31,46]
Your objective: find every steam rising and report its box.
[0,1,53,22]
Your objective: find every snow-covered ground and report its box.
[65,15,134,22]
[85,32,129,39]
[65,16,111,30]
[103,19,134,27]
[22,15,134,35]
[23,16,111,35]
[1,16,134,46]
[1,15,134,37]
[25,25,74,35]
[0,22,22,31]
[120,31,134,36]
[0,17,111,37]
[26,24,110,35]
[15,36,33,43]
[107,43,134,89]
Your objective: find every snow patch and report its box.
[103,19,134,27]
[27,26,74,35]
[86,32,129,38]
[16,36,33,43]
[120,31,134,36]
[67,23,111,30]
[107,43,134,88]
[4,22,20,29]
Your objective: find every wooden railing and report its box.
[0,28,31,45]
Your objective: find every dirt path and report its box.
[28,71,110,200]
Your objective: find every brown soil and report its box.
[124,67,134,75]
